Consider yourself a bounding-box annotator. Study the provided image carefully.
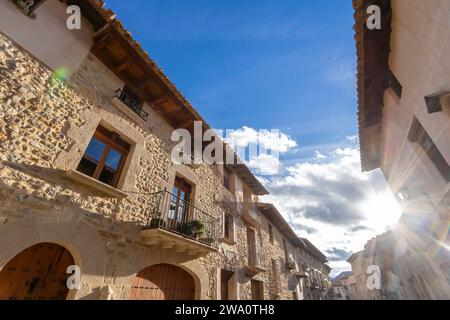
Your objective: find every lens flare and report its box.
[52,67,70,82]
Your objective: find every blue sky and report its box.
[107,0,357,160]
[106,0,401,277]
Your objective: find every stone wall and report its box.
[0,31,308,300]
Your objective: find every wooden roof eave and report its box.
[82,2,268,196]
[353,0,392,172]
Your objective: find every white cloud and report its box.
[261,146,402,271]
[226,126,297,153]
[248,154,282,176]
[315,150,327,159]
[345,134,359,143]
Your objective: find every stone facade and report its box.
[0,2,330,300]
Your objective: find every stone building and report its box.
[349,230,446,300]
[0,0,329,300]
[354,0,450,299]
[331,271,353,300]
[297,238,332,300]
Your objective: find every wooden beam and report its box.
[116,60,132,72]
[93,32,113,51]
[152,95,169,106]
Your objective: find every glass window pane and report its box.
[98,148,124,187]
[104,148,123,171]
[85,138,106,162]
[99,166,116,186]
[76,138,106,177]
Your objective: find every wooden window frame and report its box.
[170,177,193,224]
[79,126,130,188]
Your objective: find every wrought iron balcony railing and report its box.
[143,190,220,248]
[114,88,149,121]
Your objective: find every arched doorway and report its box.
[0,243,75,300]
[129,264,195,300]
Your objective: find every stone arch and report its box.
[127,251,209,300]
[0,208,107,300]
[0,242,75,300]
[129,263,196,300]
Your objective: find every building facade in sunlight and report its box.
[354,0,450,299]
[0,0,330,300]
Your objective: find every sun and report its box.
[361,192,402,232]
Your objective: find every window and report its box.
[77,126,130,187]
[223,166,232,191]
[168,177,193,226]
[221,269,236,300]
[115,86,148,121]
[283,239,288,261]
[268,224,274,244]
[408,117,450,182]
[224,213,234,241]
[251,280,264,300]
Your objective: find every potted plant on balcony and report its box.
[189,220,205,238]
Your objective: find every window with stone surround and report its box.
[77,125,130,188]
[251,279,264,300]
[223,213,234,242]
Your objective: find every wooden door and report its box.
[129,264,195,300]
[0,243,75,300]
[251,279,264,300]
[168,177,192,229]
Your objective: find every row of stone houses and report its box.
[0,0,330,300]
[351,0,450,299]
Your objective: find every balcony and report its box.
[141,190,219,256]
[311,280,320,289]
[113,88,149,122]
[244,242,266,277]
[285,260,296,270]
[242,200,261,228]
[294,271,309,279]
[285,254,297,270]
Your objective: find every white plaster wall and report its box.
[382,0,450,212]
[0,0,94,78]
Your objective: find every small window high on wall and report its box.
[224,213,234,242]
[10,0,46,17]
[408,117,450,183]
[223,166,232,191]
[77,125,131,188]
